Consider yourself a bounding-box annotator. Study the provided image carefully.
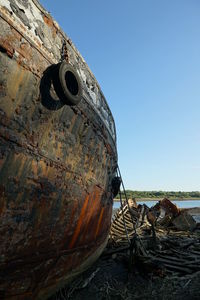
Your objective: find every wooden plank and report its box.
[156,254,188,263]
[160,263,193,273]
[150,256,189,267]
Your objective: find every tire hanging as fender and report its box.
[53,61,82,106]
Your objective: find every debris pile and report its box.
[108,198,200,277]
[49,198,200,300]
[110,198,199,243]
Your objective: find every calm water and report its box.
[113,199,200,209]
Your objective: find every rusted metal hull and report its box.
[0,1,117,299]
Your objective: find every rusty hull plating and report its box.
[0,0,118,299]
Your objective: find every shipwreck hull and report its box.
[0,1,117,299]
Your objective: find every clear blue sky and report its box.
[40,0,200,191]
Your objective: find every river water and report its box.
[113,199,200,209]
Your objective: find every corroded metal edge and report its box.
[0,0,117,144]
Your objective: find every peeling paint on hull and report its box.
[0,0,118,299]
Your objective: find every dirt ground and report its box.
[50,247,200,300]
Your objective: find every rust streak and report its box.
[43,15,54,27]
[69,195,90,248]
[43,15,57,38]
[78,191,97,243]
[95,207,105,239]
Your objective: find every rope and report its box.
[117,166,137,235]
[112,166,148,254]
[118,188,130,244]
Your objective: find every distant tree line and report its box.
[115,190,200,199]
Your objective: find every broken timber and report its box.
[108,198,200,277]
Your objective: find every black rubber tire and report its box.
[53,62,82,105]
